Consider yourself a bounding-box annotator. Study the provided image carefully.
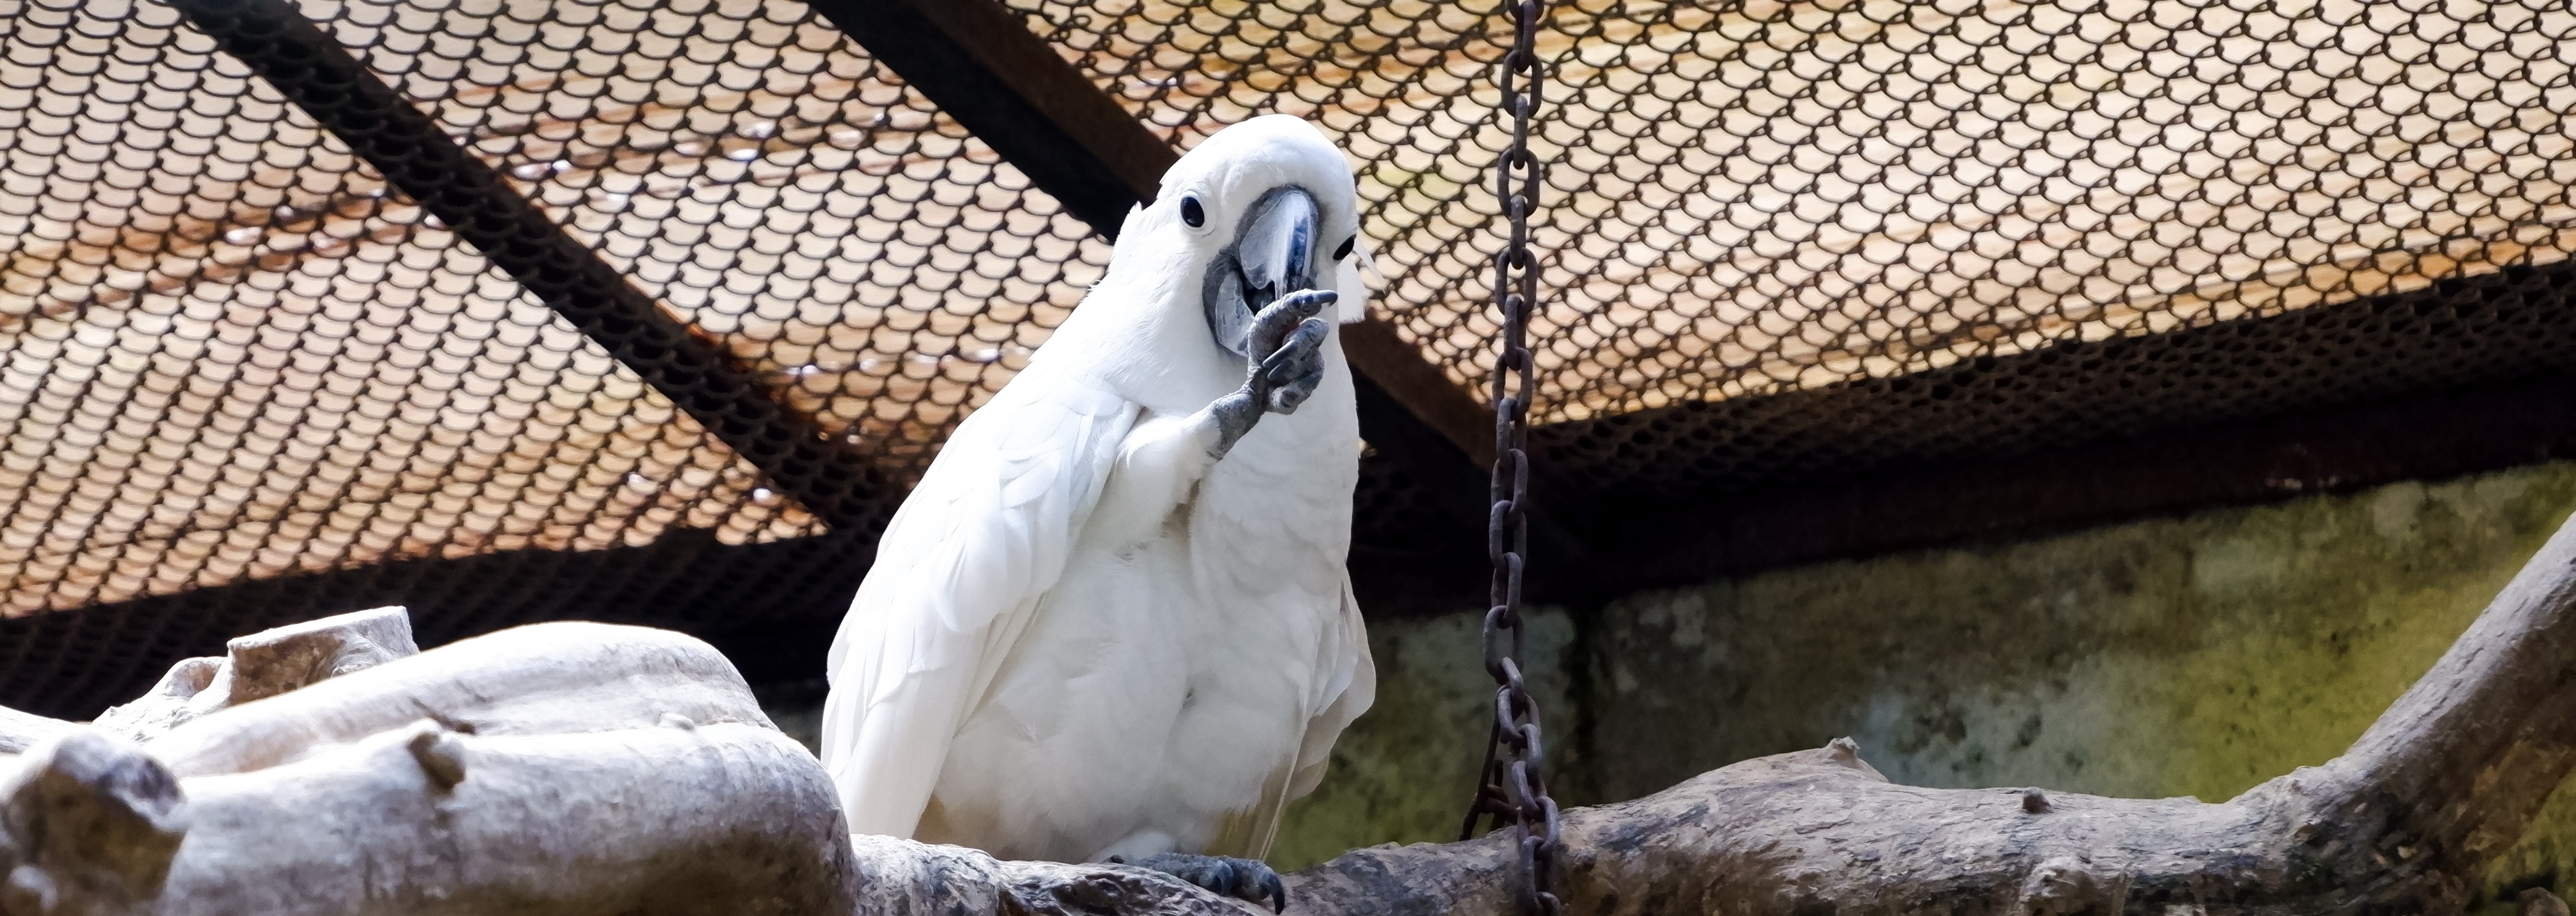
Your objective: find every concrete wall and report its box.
[1271,461,2576,909]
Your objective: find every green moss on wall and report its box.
[1274,461,2576,909]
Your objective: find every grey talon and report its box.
[1259,317,1330,414]
[1207,291,1336,458]
[1244,289,1333,360]
[1117,853,1289,913]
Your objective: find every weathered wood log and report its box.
[0,709,73,757]
[3,722,854,916]
[0,608,1249,916]
[142,620,777,779]
[19,496,2576,915]
[698,502,2576,915]
[0,614,855,916]
[91,606,418,744]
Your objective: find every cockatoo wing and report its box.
[821,375,1138,838]
[1208,573,1377,859]
[1290,574,1375,800]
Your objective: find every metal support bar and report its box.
[805,0,1513,475]
[799,0,1169,239]
[1342,318,1501,467]
[161,0,884,532]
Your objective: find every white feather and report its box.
[1335,240,1381,324]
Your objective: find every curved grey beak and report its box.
[1204,186,1321,356]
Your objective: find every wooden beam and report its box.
[1340,318,1498,467]
[1548,257,2576,595]
[1608,373,2576,591]
[160,0,886,534]
[1347,372,2576,614]
[804,0,1506,472]
[796,0,1163,240]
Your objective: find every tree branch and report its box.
[15,508,2576,914]
[1275,508,2576,915]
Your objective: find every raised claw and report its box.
[1244,289,1335,363]
[1259,317,1329,414]
[1204,289,1338,459]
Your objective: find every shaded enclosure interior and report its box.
[4,0,2576,719]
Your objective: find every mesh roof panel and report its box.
[304,0,1110,482]
[1008,0,2576,422]
[0,0,813,617]
[3,0,2574,655]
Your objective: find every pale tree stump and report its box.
[0,611,853,916]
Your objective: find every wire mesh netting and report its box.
[5,0,2576,713]
[0,0,1120,623]
[0,0,832,622]
[1011,0,2576,423]
[309,0,1113,478]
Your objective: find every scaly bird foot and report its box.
[1243,289,1333,414]
[1109,852,1288,913]
[1207,290,1334,458]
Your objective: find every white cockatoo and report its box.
[819,114,1376,909]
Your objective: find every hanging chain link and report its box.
[1458,3,1561,915]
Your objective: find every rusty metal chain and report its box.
[1457,3,1561,915]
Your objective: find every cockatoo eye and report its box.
[1181,196,1206,228]
[1332,235,1355,261]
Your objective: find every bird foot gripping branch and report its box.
[1108,853,1288,913]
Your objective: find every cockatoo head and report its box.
[1129,115,1365,356]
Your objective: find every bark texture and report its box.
[0,710,71,757]
[845,835,1243,915]
[0,612,854,916]
[89,606,417,745]
[15,502,2576,915]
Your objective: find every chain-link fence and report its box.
[6,0,2575,715]
[1017,0,2576,415]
